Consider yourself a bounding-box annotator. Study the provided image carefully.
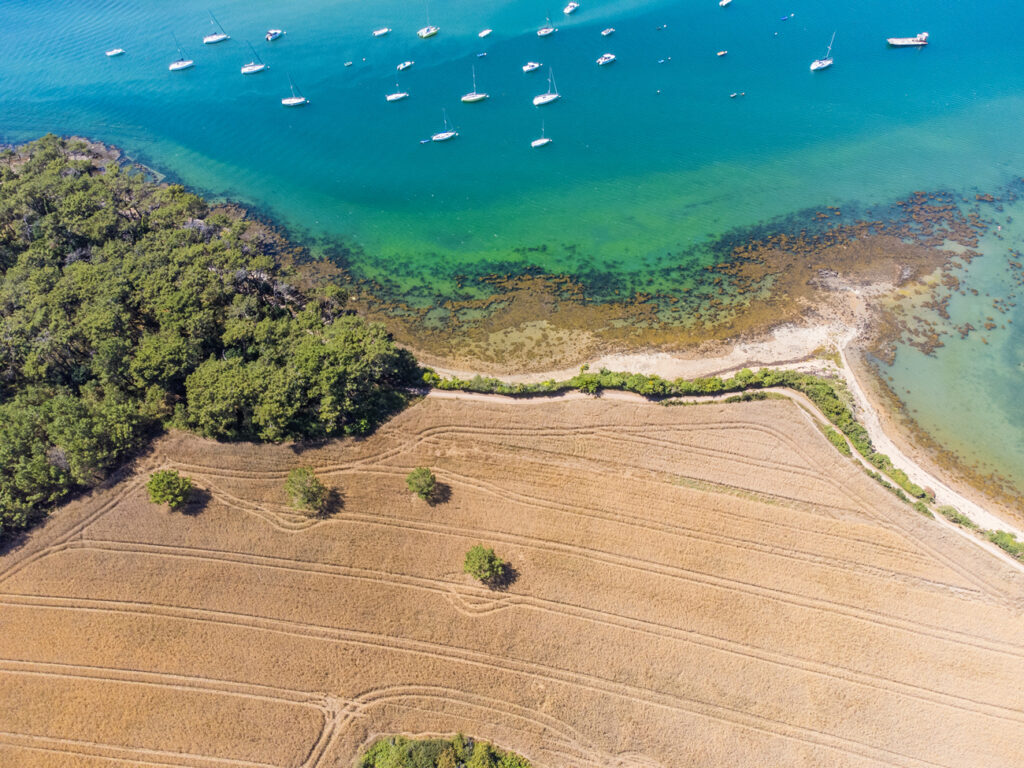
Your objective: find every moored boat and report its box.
[523,61,542,73]
[538,17,557,36]
[282,77,308,106]
[431,108,458,141]
[887,32,928,46]
[564,2,580,14]
[266,29,284,41]
[105,48,125,57]
[241,43,268,74]
[596,53,615,66]
[397,60,414,71]
[386,82,409,101]
[418,25,439,38]
[601,28,615,36]
[203,12,230,44]
[461,65,489,103]
[373,27,391,37]
[810,31,835,71]
[169,41,194,71]
[532,68,560,106]
[479,28,493,38]
[531,121,552,147]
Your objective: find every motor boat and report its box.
[887,32,928,46]
[266,29,284,41]
[373,27,391,37]
[564,2,580,14]
[601,28,615,36]
[479,29,493,38]
[105,48,125,57]
[523,61,542,73]
[397,60,414,71]
[596,53,615,66]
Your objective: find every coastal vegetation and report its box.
[146,469,192,510]
[360,735,530,768]
[0,135,416,541]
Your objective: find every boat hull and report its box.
[386,92,409,102]
[418,26,439,39]
[810,58,833,71]
[461,93,489,103]
[203,34,229,44]
[281,97,308,107]
[241,63,267,74]
[523,62,542,72]
[431,131,457,142]
[531,137,552,147]
[169,60,194,71]
[532,94,560,106]
[266,30,284,41]
[373,28,391,37]
[537,27,556,37]
[105,49,125,57]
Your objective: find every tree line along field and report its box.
[1,394,1023,768]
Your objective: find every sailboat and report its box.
[386,80,409,102]
[203,11,230,44]
[241,43,268,74]
[532,68,560,105]
[431,108,458,141]
[461,65,489,103]
[531,121,552,147]
[281,76,309,106]
[537,16,557,36]
[810,31,835,71]
[105,48,125,57]
[169,37,194,71]
[418,0,439,38]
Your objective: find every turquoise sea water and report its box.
[1,0,1023,494]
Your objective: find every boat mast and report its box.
[209,10,226,34]
[826,31,835,57]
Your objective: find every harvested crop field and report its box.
[2,393,1023,768]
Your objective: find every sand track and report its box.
[2,397,1023,767]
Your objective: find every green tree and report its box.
[147,470,192,510]
[466,742,497,768]
[284,467,328,515]
[405,467,437,501]
[463,545,507,586]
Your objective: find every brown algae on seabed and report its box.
[346,190,987,373]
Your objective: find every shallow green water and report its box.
[2,0,1023,494]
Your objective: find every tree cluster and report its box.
[0,135,418,540]
[360,734,530,768]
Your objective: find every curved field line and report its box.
[0,658,324,706]
[30,539,1024,725]
[0,594,958,768]
[0,731,281,768]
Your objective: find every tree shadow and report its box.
[320,488,345,517]
[179,487,212,516]
[426,482,451,506]
[487,564,519,592]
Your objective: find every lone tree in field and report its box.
[147,470,192,510]
[464,545,507,587]
[405,467,437,501]
[284,467,328,515]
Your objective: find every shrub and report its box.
[987,530,1024,559]
[406,467,437,501]
[464,545,507,586]
[285,467,328,515]
[912,501,933,518]
[822,425,852,457]
[937,505,978,529]
[147,470,192,510]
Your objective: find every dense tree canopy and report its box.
[0,135,418,540]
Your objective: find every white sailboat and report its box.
[281,76,309,106]
[203,12,230,44]
[531,121,552,147]
[169,38,194,71]
[386,80,409,102]
[105,48,125,57]
[538,17,557,36]
[241,43,268,74]
[418,0,439,38]
[810,31,835,71]
[431,108,458,141]
[461,65,489,103]
[532,68,560,105]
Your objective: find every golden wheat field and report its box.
[1,394,1023,768]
